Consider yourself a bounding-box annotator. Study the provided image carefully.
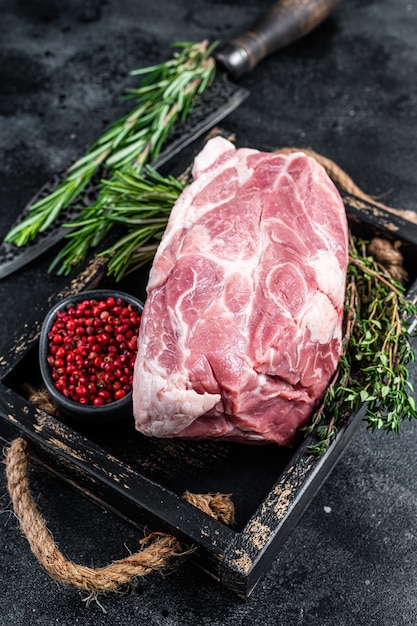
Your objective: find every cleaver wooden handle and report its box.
[214,0,340,78]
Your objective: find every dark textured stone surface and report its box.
[1,1,417,624]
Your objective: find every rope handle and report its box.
[4,437,234,595]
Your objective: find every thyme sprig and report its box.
[4,40,216,247]
[306,235,417,457]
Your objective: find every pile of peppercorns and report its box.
[46,295,141,406]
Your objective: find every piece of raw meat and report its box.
[133,136,348,446]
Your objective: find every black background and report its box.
[1,1,417,624]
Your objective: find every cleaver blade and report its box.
[0,0,340,279]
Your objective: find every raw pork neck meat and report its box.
[133,137,348,446]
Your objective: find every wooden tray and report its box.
[1,137,417,599]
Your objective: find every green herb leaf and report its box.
[4,40,216,247]
[49,165,186,278]
[307,234,417,457]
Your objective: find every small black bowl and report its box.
[39,289,143,424]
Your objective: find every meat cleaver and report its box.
[0,0,341,279]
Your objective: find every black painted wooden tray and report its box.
[1,137,417,598]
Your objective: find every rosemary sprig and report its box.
[49,166,186,278]
[306,235,417,457]
[4,40,216,247]
[98,167,186,280]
